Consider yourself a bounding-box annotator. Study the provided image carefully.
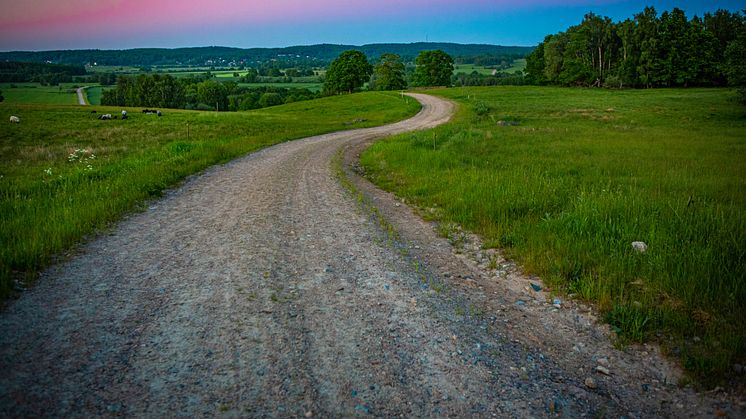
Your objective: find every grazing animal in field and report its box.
[98,114,112,120]
[121,110,127,117]
[9,116,20,123]
[156,110,162,117]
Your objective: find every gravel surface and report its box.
[1,93,743,417]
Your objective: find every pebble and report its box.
[584,377,597,389]
[597,357,609,367]
[552,298,561,309]
[530,283,542,292]
[305,411,313,417]
[595,366,611,375]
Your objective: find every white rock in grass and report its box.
[631,241,648,253]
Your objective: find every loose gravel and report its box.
[1,94,742,417]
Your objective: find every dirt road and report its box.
[0,94,740,416]
[76,86,88,105]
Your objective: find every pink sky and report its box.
[0,0,739,50]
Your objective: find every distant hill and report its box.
[0,43,534,67]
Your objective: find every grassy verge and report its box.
[360,86,745,384]
[0,91,421,298]
[85,86,106,106]
[1,83,79,105]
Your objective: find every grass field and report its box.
[361,86,746,383]
[454,59,526,76]
[237,82,323,91]
[0,92,421,299]
[0,83,79,105]
[84,86,106,106]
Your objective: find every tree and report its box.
[413,50,454,87]
[196,80,228,111]
[724,21,746,104]
[258,92,283,108]
[372,53,407,91]
[524,38,548,85]
[323,50,373,95]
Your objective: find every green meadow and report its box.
[453,59,526,75]
[1,83,80,105]
[0,92,420,298]
[84,86,106,106]
[361,86,746,383]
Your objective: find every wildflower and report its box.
[44,168,52,176]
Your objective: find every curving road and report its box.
[0,94,737,417]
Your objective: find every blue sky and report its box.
[0,0,743,50]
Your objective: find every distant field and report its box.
[0,92,421,299]
[454,59,526,75]
[361,86,746,383]
[0,83,79,105]
[237,82,323,92]
[504,58,526,73]
[85,86,107,106]
[86,65,141,74]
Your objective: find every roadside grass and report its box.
[0,83,79,105]
[360,86,746,384]
[85,86,106,106]
[0,91,420,299]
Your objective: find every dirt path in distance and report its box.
[76,86,88,105]
[1,93,741,417]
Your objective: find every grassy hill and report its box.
[0,92,421,299]
[361,86,746,384]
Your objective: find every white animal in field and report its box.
[98,114,112,120]
[9,116,20,123]
[121,110,128,120]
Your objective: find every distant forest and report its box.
[525,7,745,89]
[0,61,86,83]
[0,43,532,68]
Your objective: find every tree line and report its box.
[0,43,531,68]
[323,49,454,94]
[101,74,319,111]
[0,61,86,84]
[524,7,745,92]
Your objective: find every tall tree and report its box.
[372,53,407,91]
[323,50,373,95]
[413,50,454,87]
[635,6,661,88]
[724,20,746,103]
[524,38,548,85]
[543,32,568,84]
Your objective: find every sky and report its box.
[0,0,743,51]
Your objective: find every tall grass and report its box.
[0,92,420,298]
[361,86,746,384]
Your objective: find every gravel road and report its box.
[1,94,742,417]
[76,86,87,105]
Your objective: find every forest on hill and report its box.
[525,7,745,90]
[0,43,532,68]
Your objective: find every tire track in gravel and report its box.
[1,93,741,417]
